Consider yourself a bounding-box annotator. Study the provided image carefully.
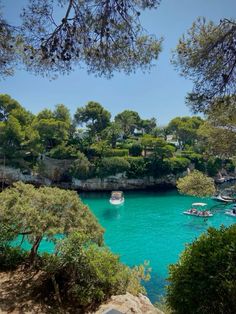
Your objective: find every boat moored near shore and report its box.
[212,194,236,203]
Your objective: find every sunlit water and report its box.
[15,189,235,303]
[80,190,235,302]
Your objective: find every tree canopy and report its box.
[167,116,204,149]
[0,182,103,262]
[176,170,216,197]
[0,0,162,78]
[167,224,236,314]
[173,18,236,112]
[115,110,141,137]
[197,95,236,158]
[75,101,111,137]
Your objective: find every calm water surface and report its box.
[15,189,235,302]
[80,190,235,302]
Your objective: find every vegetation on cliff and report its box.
[0,94,235,185]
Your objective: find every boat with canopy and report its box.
[183,202,213,217]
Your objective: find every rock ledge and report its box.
[93,293,164,314]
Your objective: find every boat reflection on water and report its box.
[102,207,121,221]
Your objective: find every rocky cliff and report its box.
[0,165,180,190]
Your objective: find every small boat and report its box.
[225,205,236,217]
[212,194,236,203]
[225,210,236,217]
[109,191,124,205]
[183,202,213,217]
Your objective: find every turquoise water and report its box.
[14,189,235,302]
[80,190,235,302]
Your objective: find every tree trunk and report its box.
[52,275,62,305]
[29,235,42,264]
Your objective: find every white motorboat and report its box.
[212,194,235,203]
[109,191,124,205]
[225,210,236,217]
[183,202,213,217]
[225,205,236,217]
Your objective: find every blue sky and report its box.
[1,0,236,125]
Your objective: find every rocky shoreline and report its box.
[0,165,180,191]
[1,163,235,192]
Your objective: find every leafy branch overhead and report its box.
[173,18,236,112]
[0,0,162,78]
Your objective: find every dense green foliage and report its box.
[40,233,149,310]
[97,157,130,177]
[126,157,148,179]
[69,152,92,179]
[173,18,236,112]
[0,182,103,262]
[115,110,141,137]
[177,170,216,197]
[129,143,143,157]
[167,225,236,314]
[197,96,236,158]
[0,183,149,311]
[0,245,27,271]
[167,116,204,149]
[167,157,190,175]
[75,102,111,137]
[0,1,162,78]
[0,94,234,184]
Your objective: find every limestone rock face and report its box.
[0,163,182,191]
[72,174,178,191]
[93,293,164,314]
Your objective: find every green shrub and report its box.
[166,157,190,175]
[167,225,236,314]
[180,150,203,162]
[129,143,143,156]
[194,157,206,172]
[48,144,79,159]
[126,157,148,178]
[69,152,92,179]
[97,157,130,177]
[119,139,137,149]
[225,159,235,173]
[146,158,171,177]
[0,245,27,270]
[206,157,222,176]
[105,148,129,157]
[41,233,147,310]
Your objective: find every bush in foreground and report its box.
[167,225,236,314]
[0,245,27,271]
[40,232,150,311]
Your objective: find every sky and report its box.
[1,0,236,125]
